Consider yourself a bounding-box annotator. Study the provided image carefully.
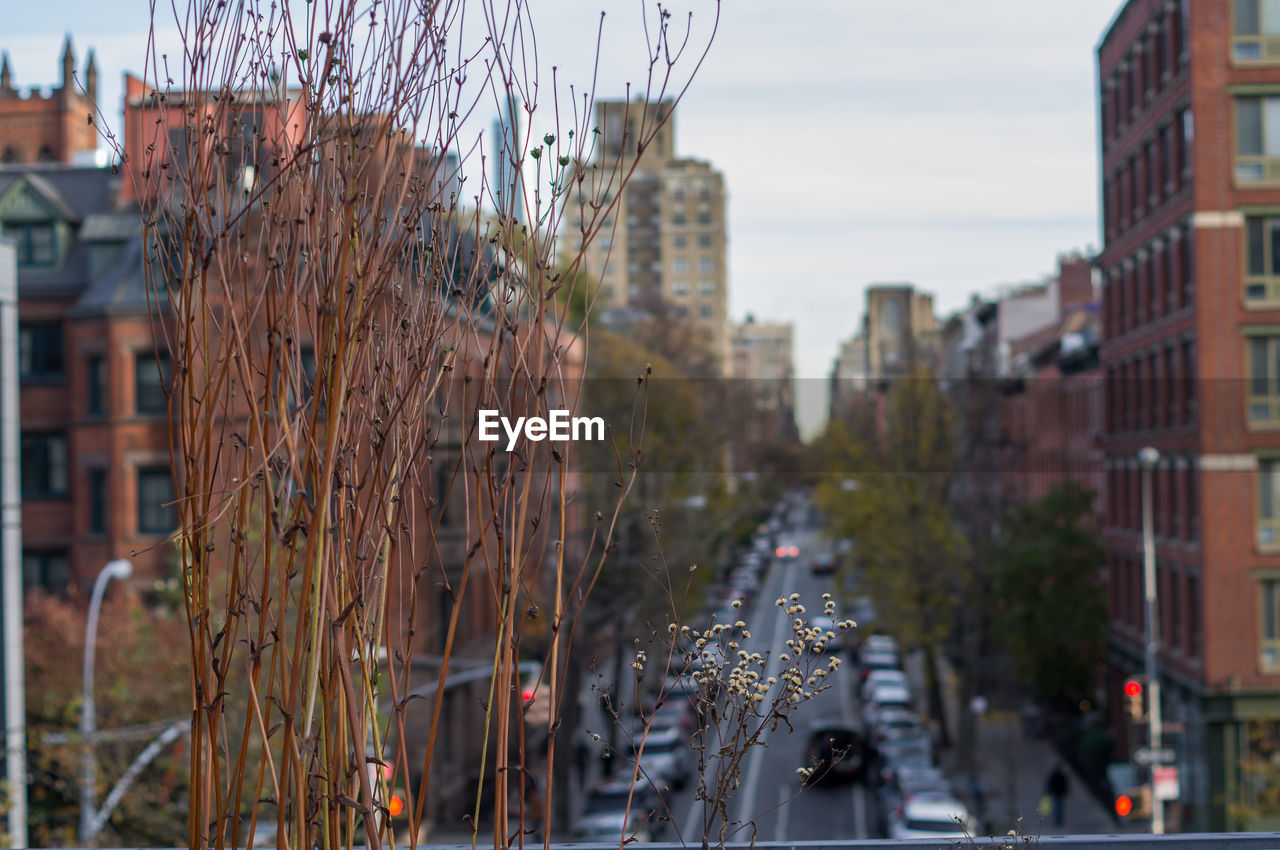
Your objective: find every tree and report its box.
[989,481,1107,711]
[814,367,968,747]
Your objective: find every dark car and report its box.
[803,718,865,785]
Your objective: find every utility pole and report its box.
[1139,446,1163,835]
[0,240,26,848]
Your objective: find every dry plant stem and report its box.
[104,1,719,849]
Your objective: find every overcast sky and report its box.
[6,0,1125,435]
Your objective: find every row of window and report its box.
[1104,339,1198,434]
[1102,112,1191,243]
[18,323,170,414]
[670,280,717,296]
[1234,0,1280,62]
[1107,457,1199,541]
[671,257,717,275]
[670,210,714,227]
[672,304,717,320]
[1111,554,1201,661]
[672,234,714,250]
[18,443,173,532]
[668,186,715,205]
[1099,1,1187,154]
[1103,228,1194,339]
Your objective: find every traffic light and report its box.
[1115,786,1151,820]
[1124,679,1145,722]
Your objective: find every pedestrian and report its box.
[1045,762,1070,827]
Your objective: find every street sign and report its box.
[1154,766,1180,800]
[1133,746,1176,765]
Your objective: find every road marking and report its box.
[853,777,867,838]
[775,784,790,842]
[735,558,795,829]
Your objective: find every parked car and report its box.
[624,721,693,790]
[802,717,865,784]
[875,765,954,833]
[873,731,935,787]
[886,794,972,840]
[861,669,909,702]
[862,682,914,727]
[810,551,838,575]
[858,649,901,682]
[866,706,922,746]
[807,614,844,653]
[571,777,664,844]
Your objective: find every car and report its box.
[873,731,935,787]
[862,682,913,725]
[624,721,693,790]
[571,779,664,844]
[802,717,865,785]
[867,706,922,745]
[861,669,909,701]
[858,648,901,682]
[875,765,954,831]
[774,543,800,559]
[886,794,973,840]
[806,614,845,653]
[810,552,838,575]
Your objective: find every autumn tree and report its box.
[815,366,968,746]
[989,481,1107,711]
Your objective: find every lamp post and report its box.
[1138,446,1163,835]
[79,559,132,844]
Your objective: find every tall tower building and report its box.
[574,98,730,373]
[0,37,99,164]
[491,91,525,224]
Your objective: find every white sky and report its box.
[6,0,1125,435]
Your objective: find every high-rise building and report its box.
[0,38,99,164]
[1096,0,1280,829]
[731,317,797,443]
[491,92,525,223]
[575,98,730,373]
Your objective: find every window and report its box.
[19,323,63,380]
[20,433,67,498]
[137,467,175,535]
[89,468,107,535]
[672,258,689,274]
[1263,459,1280,546]
[672,211,686,226]
[136,352,170,415]
[22,550,68,592]
[1262,578,1280,670]
[87,355,106,416]
[1183,338,1197,423]
[1234,0,1280,61]
[698,235,713,248]
[1236,96,1280,181]
[5,221,56,266]
[1247,215,1280,301]
[698,257,715,274]
[672,280,689,296]
[698,279,715,295]
[673,235,687,249]
[696,210,712,224]
[1249,336,1280,422]
[699,304,714,319]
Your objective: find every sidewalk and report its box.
[936,709,1135,839]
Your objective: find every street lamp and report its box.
[1138,446,1163,835]
[80,559,132,844]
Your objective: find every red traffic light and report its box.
[1124,680,1142,697]
[1115,794,1133,817]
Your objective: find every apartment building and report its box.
[1097,0,1280,829]
[576,98,732,373]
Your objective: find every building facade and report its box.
[576,99,731,373]
[1096,0,1280,829]
[0,40,99,165]
[730,316,798,444]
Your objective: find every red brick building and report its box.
[0,39,99,165]
[1097,0,1280,829]
[1000,256,1104,510]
